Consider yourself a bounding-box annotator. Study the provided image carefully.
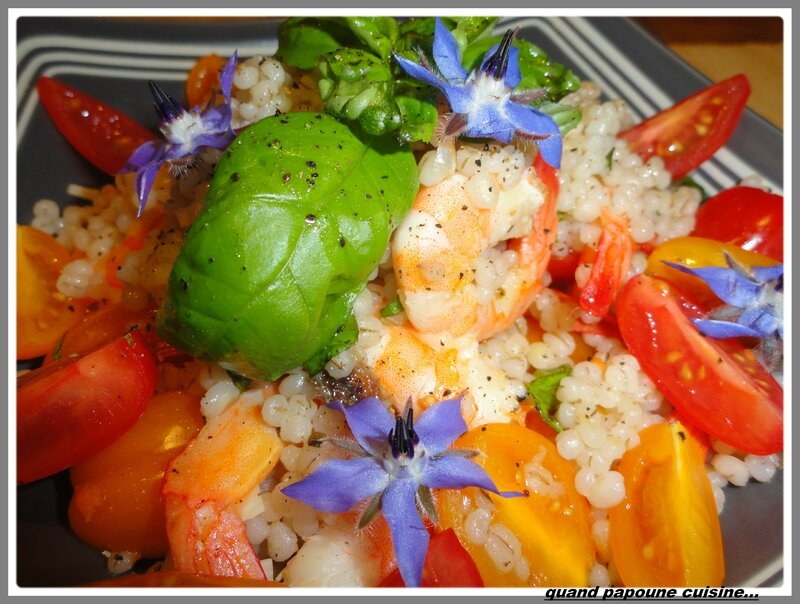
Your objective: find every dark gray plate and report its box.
[15,16,783,588]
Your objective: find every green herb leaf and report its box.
[397,16,498,53]
[51,333,65,361]
[525,364,572,433]
[679,175,708,202]
[606,146,615,171]
[317,48,401,136]
[379,297,404,318]
[343,17,400,62]
[276,18,359,70]
[157,113,418,381]
[538,101,582,136]
[227,370,253,391]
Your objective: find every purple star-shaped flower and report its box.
[393,18,562,169]
[123,52,239,216]
[664,254,783,340]
[281,394,522,588]
[664,253,784,372]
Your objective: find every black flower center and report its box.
[388,406,419,459]
[481,28,516,81]
[148,80,184,122]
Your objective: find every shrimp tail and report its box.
[165,494,266,579]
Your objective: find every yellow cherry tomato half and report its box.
[437,423,595,587]
[16,225,88,359]
[645,236,779,309]
[608,421,724,587]
[68,391,204,558]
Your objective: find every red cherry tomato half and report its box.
[618,74,751,179]
[378,528,484,587]
[616,274,782,455]
[692,186,784,261]
[17,330,157,484]
[37,76,155,175]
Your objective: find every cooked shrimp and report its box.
[162,395,283,579]
[392,141,558,342]
[351,288,530,427]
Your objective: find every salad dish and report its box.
[15,15,784,589]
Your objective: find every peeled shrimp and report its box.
[354,288,529,427]
[162,396,282,579]
[392,141,558,342]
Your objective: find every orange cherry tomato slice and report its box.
[609,421,724,587]
[437,423,595,587]
[69,391,204,558]
[186,54,228,110]
[16,225,88,359]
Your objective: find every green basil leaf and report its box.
[538,101,582,136]
[525,364,572,433]
[343,17,400,62]
[318,48,401,136]
[276,17,359,70]
[379,297,404,318]
[679,176,708,202]
[397,16,499,53]
[157,113,418,381]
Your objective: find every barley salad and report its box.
[15,16,784,589]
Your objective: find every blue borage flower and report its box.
[393,18,562,169]
[123,52,239,216]
[664,253,783,369]
[281,394,523,588]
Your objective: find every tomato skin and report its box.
[618,74,750,179]
[616,274,782,455]
[17,330,157,484]
[692,186,784,261]
[186,54,227,109]
[645,236,779,309]
[85,571,283,588]
[68,391,204,558]
[437,424,595,587]
[36,76,154,175]
[609,422,724,587]
[16,225,88,359]
[378,528,484,587]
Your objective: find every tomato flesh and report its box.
[618,74,750,179]
[692,186,784,261]
[17,330,157,484]
[186,54,227,109]
[16,225,88,359]
[69,391,204,558]
[609,422,724,587]
[437,423,595,586]
[37,76,154,175]
[616,274,782,455]
[645,236,780,310]
[378,528,484,587]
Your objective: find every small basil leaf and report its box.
[679,176,708,202]
[343,17,400,62]
[380,298,404,318]
[276,17,359,70]
[318,48,401,136]
[525,364,572,432]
